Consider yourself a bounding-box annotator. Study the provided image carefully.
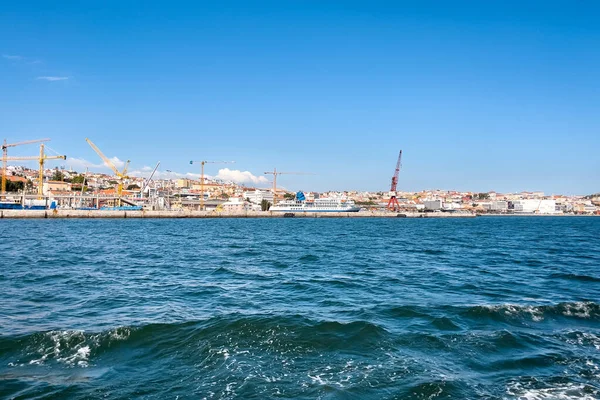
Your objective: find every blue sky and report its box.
[1,1,598,194]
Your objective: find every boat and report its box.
[270,191,360,212]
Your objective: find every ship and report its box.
[270,191,360,212]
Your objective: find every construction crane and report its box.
[4,144,66,198]
[189,160,235,210]
[387,150,403,211]
[86,138,130,206]
[141,161,160,198]
[264,168,313,205]
[2,138,50,198]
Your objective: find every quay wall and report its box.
[0,210,476,219]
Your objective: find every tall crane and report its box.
[264,168,313,205]
[2,138,50,198]
[4,144,66,198]
[141,161,160,197]
[387,150,402,211]
[86,138,130,206]
[189,160,235,210]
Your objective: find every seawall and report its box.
[0,210,476,219]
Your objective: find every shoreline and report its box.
[0,210,476,219]
[1,210,597,219]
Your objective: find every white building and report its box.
[512,199,557,214]
[221,197,252,212]
[424,199,442,210]
[243,190,274,204]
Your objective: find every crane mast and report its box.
[189,160,235,210]
[264,168,312,205]
[387,150,402,211]
[85,138,130,206]
[4,144,66,198]
[2,138,50,199]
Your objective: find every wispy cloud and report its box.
[2,54,23,60]
[37,76,69,81]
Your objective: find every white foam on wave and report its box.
[477,301,599,322]
[506,382,599,400]
[22,327,132,368]
[562,331,600,350]
[560,302,597,319]
[479,304,545,321]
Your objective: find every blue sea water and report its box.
[0,217,599,399]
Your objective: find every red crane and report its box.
[387,150,402,211]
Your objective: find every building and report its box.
[221,197,251,212]
[511,199,557,214]
[423,199,442,211]
[175,179,191,189]
[43,180,72,195]
[243,189,274,204]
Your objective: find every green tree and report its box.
[51,170,64,181]
[283,192,295,200]
[127,184,141,190]
[71,175,85,184]
[261,199,271,211]
[5,180,24,192]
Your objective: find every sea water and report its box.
[1,217,599,399]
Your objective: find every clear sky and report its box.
[1,1,598,194]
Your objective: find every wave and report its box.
[462,301,600,322]
[0,316,389,369]
[1,326,133,368]
[506,381,599,400]
[550,273,600,282]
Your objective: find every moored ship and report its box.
[270,191,360,212]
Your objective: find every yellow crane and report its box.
[189,160,235,210]
[2,138,50,199]
[264,168,313,205]
[85,138,130,206]
[4,144,66,198]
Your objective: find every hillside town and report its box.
[3,164,599,215]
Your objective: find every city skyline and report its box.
[1,1,599,195]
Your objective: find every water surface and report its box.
[1,217,599,399]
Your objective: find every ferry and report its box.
[270,192,360,213]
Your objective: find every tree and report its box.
[51,170,64,181]
[283,192,295,200]
[127,184,141,190]
[4,180,24,192]
[261,199,271,211]
[71,175,85,184]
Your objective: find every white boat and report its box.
[270,192,360,212]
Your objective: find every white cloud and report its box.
[37,76,69,81]
[2,54,23,60]
[126,169,201,180]
[67,156,126,172]
[215,168,269,185]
